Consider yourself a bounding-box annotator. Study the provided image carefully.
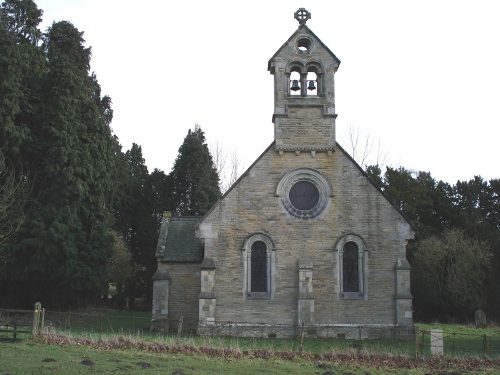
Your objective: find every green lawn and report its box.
[3,312,500,374]
[2,338,500,375]
[0,340,396,375]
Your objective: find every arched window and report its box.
[336,235,367,299]
[242,233,276,300]
[251,241,267,292]
[343,241,359,292]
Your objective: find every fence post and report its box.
[99,313,103,340]
[420,330,425,357]
[483,334,487,358]
[41,308,45,332]
[414,328,419,360]
[177,316,183,338]
[299,321,305,354]
[452,332,456,357]
[31,302,41,338]
[293,324,298,352]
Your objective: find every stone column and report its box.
[395,257,413,326]
[199,258,216,326]
[297,256,314,325]
[150,268,171,332]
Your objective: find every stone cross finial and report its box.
[294,8,311,25]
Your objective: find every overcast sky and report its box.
[35,0,500,184]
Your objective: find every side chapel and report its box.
[151,9,415,338]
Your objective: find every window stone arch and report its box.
[335,234,368,300]
[286,62,305,95]
[305,61,324,96]
[242,233,276,300]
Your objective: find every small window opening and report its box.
[297,38,311,53]
[306,71,318,95]
[290,71,301,96]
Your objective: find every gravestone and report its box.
[475,309,487,329]
[430,329,444,356]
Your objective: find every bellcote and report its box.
[268,9,341,155]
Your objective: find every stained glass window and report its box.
[251,241,267,292]
[343,241,359,293]
[289,181,320,211]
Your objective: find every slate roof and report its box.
[156,216,203,262]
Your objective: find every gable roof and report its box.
[334,142,417,233]
[156,216,203,262]
[195,141,416,233]
[268,24,341,72]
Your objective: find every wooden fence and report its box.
[0,302,44,341]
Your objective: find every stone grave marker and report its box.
[475,309,487,329]
[430,329,444,356]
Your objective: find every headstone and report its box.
[475,309,487,329]
[124,297,130,310]
[430,329,443,356]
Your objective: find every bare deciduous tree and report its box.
[341,124,388,169]
[0,155,26,260]
[413,229,493,311]
[107,230,134,294]
[210,142,245,194]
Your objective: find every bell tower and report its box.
[268,8,340,155]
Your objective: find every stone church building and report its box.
[151,9,415,338]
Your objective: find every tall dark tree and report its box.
[452,176,496,236]
[148,168,172,227]
[374,166,453,237]
[0,0,42,44]
[112,144,159,306]
[0,0,45,159]
[0,16,116,308]
[412,229,493,321]
[170,125,221,216]
[368,165,500,321]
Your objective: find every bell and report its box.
[307,80,316,91]
[290,80,300,91]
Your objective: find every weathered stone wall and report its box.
[196,147,414,328]
[157,262,201,333]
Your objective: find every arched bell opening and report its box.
[289,70,301,96]
[306,71,318,96]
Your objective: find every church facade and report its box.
[151,9,414,338]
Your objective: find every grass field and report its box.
[1,335,500,375]
[2,311,500,374]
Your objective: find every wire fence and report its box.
[196,321,415,355]
[415,328,500,359]
[2,305,500,358]
[43,311,151,336]
[0,306,151,341]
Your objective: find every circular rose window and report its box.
[289,181,319,210]
[276,169,331,219]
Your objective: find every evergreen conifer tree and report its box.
[0,14,116,307]
[170,125,221,216]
